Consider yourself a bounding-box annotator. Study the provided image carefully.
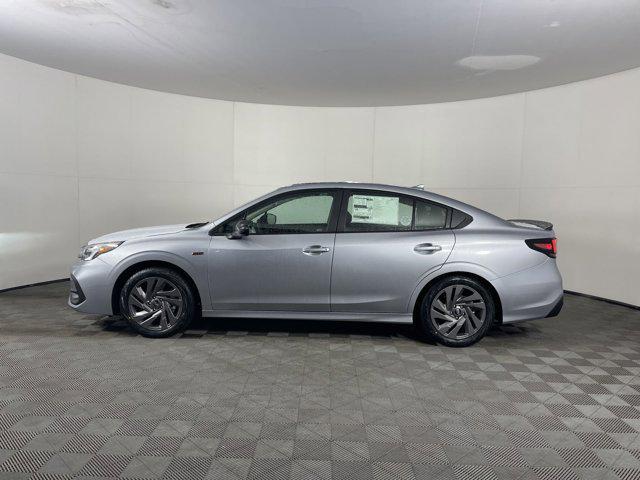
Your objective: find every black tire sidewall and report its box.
[418,276,494,348]
[119,267,195,337]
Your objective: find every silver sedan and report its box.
[69,182,563,347]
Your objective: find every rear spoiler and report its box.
[507,219,553,231]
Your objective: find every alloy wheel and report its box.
[429,284,486,340]
[127,277,184,331]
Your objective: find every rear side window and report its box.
[345,193,413,232]
[342,192,448,232]
[414,200,447,230]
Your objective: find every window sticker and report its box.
[351,195,400,225]
[399,213,412,227]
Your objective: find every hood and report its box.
[89,223,201,244]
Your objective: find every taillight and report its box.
[525,238,557,258]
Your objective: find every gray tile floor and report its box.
[0,283,639,480]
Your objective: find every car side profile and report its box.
[69,183,563,347]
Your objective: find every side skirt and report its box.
[201,309,413,324]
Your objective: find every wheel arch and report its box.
[411,271,503,325]
[111,260,202,315]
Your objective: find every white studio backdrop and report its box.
[0,53,638,305]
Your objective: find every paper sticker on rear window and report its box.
[350,195,400,225]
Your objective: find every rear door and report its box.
[330,190,455,313]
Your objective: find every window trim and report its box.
[210,188,343,236]
[336,189,451,234]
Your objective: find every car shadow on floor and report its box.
[97,315,533,344]
[100,315,426,340]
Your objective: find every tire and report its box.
[119,267,196,338]
[416,276,495,347]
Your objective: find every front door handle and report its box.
[302,245,331,255]
[414,243,442,254]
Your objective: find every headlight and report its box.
[78,242,123,261]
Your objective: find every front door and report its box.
[331,190,455,313]
[208,189,340,311]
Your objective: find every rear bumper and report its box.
[545,296,563,318]
[491,258,563,324]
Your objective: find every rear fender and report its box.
[407,261,500,313]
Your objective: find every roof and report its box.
[285,182,426,195]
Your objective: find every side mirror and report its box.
[265,213,277,225]
[227,219,250,239]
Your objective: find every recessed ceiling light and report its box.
[456,55,541,71]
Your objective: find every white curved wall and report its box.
[1,53,638,306]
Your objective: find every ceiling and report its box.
[2,0,640,106]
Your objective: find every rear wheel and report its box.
[119,267,196,337]
[417,276,494,347]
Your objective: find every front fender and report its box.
[107,249,211,311]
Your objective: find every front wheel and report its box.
[417,276,495,347]
[119,267,196,337]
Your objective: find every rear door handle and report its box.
[303,245,331,255]
[414,243,442,254]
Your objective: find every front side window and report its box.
[342,192,448,232]
[223,191,338,235]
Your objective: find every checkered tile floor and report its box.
[0,282,639,480]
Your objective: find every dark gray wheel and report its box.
[127,277,184,331]
[120,267,195,337]
[417,276,494,347]
[430,284,486,340]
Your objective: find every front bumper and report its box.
[67,259,114,315]
[68,274,85,306]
